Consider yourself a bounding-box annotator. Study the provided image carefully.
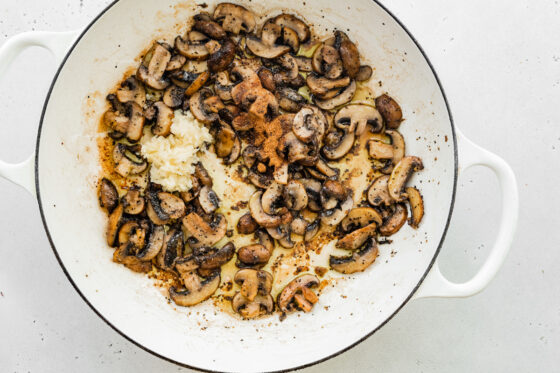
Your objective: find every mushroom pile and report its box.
[97,2,425,319]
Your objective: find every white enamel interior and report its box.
[36,0,456,371]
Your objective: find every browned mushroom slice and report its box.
[169,270,220,307]
[234,268,273,301]
[137,225,165,261]
[232,292,274,318]
[367,175,393,207]
[137,42,171,90]
[336,222,377,250]
[315,80,356,110]
[175,32,210,60]
[341,207,383,232]
[184,71,210,97]
[194,162,213,187]
[322,130,355,160]
[379,203,408,236]
[386,130,405,166]
[106,204,124,247]
[249,190,284,228]
[121,189,145,215]
[189,88,219,123]
[277,274,319,313]
[338,38,360,78]
[246,34,290,59]
[304,219,320,241]
[214,124,236,158]
[276,87,307,113]
[194,242,235,269]
[388,156,424,201]
[146,190,170,225]
[321,194,354,227]
[113,144,147,177]
[163,85,185,108]
[290,216,308,236]
[116,76,146,108]
[113,243,152,273]
[406,187,424,228]
[261,182,287,215]
[237,213,258,234]
[368,139,394,160]
[292,106,326,143]
[165,54,187,71]
[237,244,272,267]
[294,56,313,72]
[182,212,227,246]
[272,14,310,42]
[156,227,184,270]
[375,94,403,129]
[99,178,118,213]
[198,186,220,214]
[208,38,236,73]
[180,178,201,203]
[193,13,226,39]
[306,74,350,97]
[215,71,234,101]
[283,180,308,211]
[330,237,378,274]
[334,104,383,135]
[151,101,174,137]
[213,3,256,34]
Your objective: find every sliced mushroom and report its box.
[116,76,146,108]
[189,88,219,123]
[386,130,405,166]
[163,85,185,108]
[322,130,355,160]
[341,207,383,232]
[99,178,118,213]
[194,162,213,187]
[306,75,350,97]
[113,242,152,273]
[330,237,378,274]
[158,192,186,219]
[151,101,174,137]
[335,104,383,135]
[122,189,145,215]
[156,227,183,270]
[338,38,360,78]
[388,156,424,201]
[283,180,308,210]
[379,203,408,236]
[272,14,310,42]
[292,107,326,143]
[232,292,274,318]
[137,43,171,90]
[180,178,201,203]
[208,38,236,72]
[249,191,284,228]
[290,216,308,235]
[277,274,319,313]
[304,219,320,241]
[194,242,235,269]
[185,71,210,96]
[146,190,170,225]
[182,212,227,246]
[198,186,220,214]
[113,143,147,177]
[320,194,354,227]
[246,32,290,59]
[166,54,187,71]
[258,68,276,92]
[237,213,258,234]
[281,26,300,53]
[213,3,256,35]
[355,65,373,81]
[261,182,287,215]
[367,175,393,207]
[175,32,210,60]
[215,71,234,101]
[234,268,273,301]
[294,56,313,72]
[315,80,356,110]
[375,94,403,129]
[367,139,394,160]
[336,222,377,250]
[193,13,226,40]
[169,270,220,307]
[299,178,322,211]
[106,204,124,247]
[406,187,424,228]
[137,225,164,261]
[276,87,307,113]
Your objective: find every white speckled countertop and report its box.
[1,0,559,371]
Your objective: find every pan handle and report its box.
[0,30,80,196]
[413,129,518,299]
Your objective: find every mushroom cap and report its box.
[194,242,235,269]
[322,129,355,160]
[213,3,256,35]
[315,80,356,110]
[234,269,273,301]
[272,14,310,42]
[387,156,424,201]
[367,175,394,207]
[182,212,228,246]
[406,186,424,229]
[336,222,377,250]
[379,203,408,236]
[334,104,383,135]
[99,178,118,213]
[249,190,284,228]
[341,207,383,232]
[137,224,165,261]
[375,94,403,129]
[231,292,274,318]
[198,186,220,214]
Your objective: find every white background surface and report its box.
[0,0,558,372]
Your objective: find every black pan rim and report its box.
[34,0,459,372]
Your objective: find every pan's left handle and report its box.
[0,30,80,196]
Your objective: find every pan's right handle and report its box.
[0,30,80,196]
[413,129,518,299]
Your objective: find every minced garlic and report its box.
[141,110,213,192]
